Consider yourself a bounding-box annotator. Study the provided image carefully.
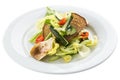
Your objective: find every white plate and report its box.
[3,6,117,74]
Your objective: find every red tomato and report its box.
[35,35,44,43]
[58,18,67,25]
[80,32,89,39]
[80,32,89,36]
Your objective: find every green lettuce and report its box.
[47,39,59,55]
[81,36,98,47]
[36,15,59,31]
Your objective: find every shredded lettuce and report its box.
[48,56,60,61]
[55,37,96,58]
[81,36,98,47]
[36,18,45,31]
[53,12,72,36]
[36,15,59,31]
[79,45,91,58]
[62,55,72,63]
[47,39,59,55]
[66,26,76,35]
[29,7,98,62]
[56,40,81,56]
[45,7,55,16]
[50,19,60,28]
[55,49,67,56]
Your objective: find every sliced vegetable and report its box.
[55,12,63,20]
[62,13,72,31]
[80,32,89,36]
[66,26,76,35]
[64,13,87,42]
[35,35,44,43]
[80,32,89,39]
[50,19,60,28]
[58,18,67,25]
[56,40,81,56]
[30,7,98,63]
[36,15,59,30]
[50,26,69,46]
[52,13,72,37]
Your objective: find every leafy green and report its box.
[29,31,42,43]
[55,12,63,20]
[48,56,60,61]
[62,55,72,63]
[47,39,59,55]
[36,15,59,31]
[62,12,72,32]
[66,26,76,35]
[79,45,91,58]
[81,36,98,47]
[45,19,51,24]
[45,7,55,16]
[56,40,81,56]
[50,26,69,46]
[29,7,98,63]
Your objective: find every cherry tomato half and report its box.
[58,18,67,25]
[35,35,44,43]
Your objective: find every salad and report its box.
[29,7,98,63]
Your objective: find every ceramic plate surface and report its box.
[3,6,117,74]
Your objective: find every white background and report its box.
[0,0,120,80]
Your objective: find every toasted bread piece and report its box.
[43,24,51,38]
[70,13,87,33]
[65,13,87,41]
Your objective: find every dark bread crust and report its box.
[70,13,87,33]
[65,13,87,41]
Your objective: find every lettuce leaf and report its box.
[62,55,72,63]
[79,45,91,58]
[81,36,98,47]
[45,7,55,16]
[47,39,59,55]
[36,15,59,31]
